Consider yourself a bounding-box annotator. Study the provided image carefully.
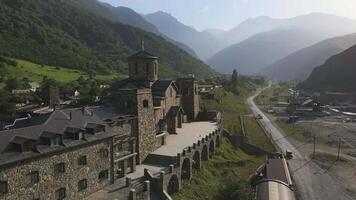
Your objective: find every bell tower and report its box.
[128,41,159,87]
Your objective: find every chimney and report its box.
[69,112,72,120]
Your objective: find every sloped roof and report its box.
[0,106,137,166]
[10,136,36,145]
[167,106,185,117]
[128,50,158,60]
[152,80,178,94]
[111,79,148,90]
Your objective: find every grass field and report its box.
[275,119,311,143]
[255,83,290,106]
[172,88,275,200]
[2,59,124,84]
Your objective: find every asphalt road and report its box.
[247,85,355,200]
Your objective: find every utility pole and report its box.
[313,136,316,159]
[337,138,341,161]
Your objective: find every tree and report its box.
[0,90,16,121]
[231,69,238,88]
[5,77,20,91]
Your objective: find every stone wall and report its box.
[0,140,112,200]
[176,78,200,121]
[136,89,158,164]
[128,58,159,83]
[140,125,224,198]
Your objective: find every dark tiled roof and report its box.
[0,106,137,167]
[151,80,178,96]
[167,106,185,117]
[40,131,62,139]
[111,79,148,91]
[10,136,36,145]
[128,50,158,60]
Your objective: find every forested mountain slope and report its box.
[0,0,213,78]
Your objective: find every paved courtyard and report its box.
[152,121,219,156]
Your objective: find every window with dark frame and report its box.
[28,171,39,185]
[98,170,109,181]
[143,100,149,108]
[78,156,87,166]
[0,181,7,194]
[55,188,66,200]
[54,163,65,173]
[78,179,87,191]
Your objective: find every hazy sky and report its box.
[100,0,356,31]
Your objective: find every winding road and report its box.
[247,84,355,200]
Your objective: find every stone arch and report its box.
[216,135,221,148]
[167,174,180,195]
[209,140,215,158]
[192,151,201,169]
[201,145,208,161]
[181,158,191,180]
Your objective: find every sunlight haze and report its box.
[100,0,356,30]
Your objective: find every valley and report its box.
[1,0,356,200]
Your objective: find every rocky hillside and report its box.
[0,0,214,78]
[298,45,356,92]
[261,33,356,81]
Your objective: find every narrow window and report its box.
[54,163,65,173]
[98,170,109,181]
[101,149,109,158]
[28,171,39,185]
[184,87,189,95]
[154,63,157,75]
[170,88,173,97]
[135,63,138,75]
[55,188,66,200]
[146,63,149,76]
[0,181,8,194]
[78,179,87,191]
[143,100,149,108]
[78,156,87,166]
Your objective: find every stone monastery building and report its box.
[0,47,222,200]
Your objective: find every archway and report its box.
[201,145,208,161]
[167,175,180,195]
[209,140,215,158]
[192,151,201,169]
[181,158,191,180]
[216,135,221,148]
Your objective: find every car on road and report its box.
[256,114,263,119]
[286,150,293,160]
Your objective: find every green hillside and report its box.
[0,58,121,84]
[0,0,215,79]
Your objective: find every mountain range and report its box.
[144,11,224,60]
[298,44,356,93]
[207,29,320,75]
[0,0,214,78]
[207,13,356,75]
[261,33,356,81]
